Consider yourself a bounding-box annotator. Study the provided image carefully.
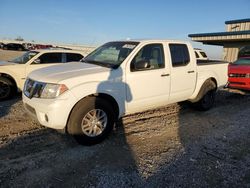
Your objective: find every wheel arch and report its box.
[66,93,120,133]
[0,73,18,92]
[189,78,217,103]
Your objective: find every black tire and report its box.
[194,89,216,111]
[0,77,16,101]
[67,97,115,145]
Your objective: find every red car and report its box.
[227,57,250,91]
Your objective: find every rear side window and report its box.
[169,44,190,67]
[66,53,84,62]
[38,53,63,64]
[195,51,199,58]
[200,51,207,58]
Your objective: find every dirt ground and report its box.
[0,50,250,187]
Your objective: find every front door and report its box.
[125,43,170,114]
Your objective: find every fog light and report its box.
[45,114,49,122]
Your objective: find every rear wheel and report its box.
[195,89,216,111]
[0,77,16,101]
[67,97,115,145]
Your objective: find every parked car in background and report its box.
[23,39,228,145]
[227,46,250,91]
[0,49,85,100]
[28,44,53,50]
[194,48,208,60]
[3,43,26,51]
[0,42,5,49]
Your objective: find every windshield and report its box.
[238,46,250,58]
[11,51,38,64]
[233,58,250,65]
[83,41,139,68]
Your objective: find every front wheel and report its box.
[0,77,16,101]
[67,97,115,145]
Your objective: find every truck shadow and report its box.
[0,88,249,187]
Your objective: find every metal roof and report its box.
[225,18,250,24]
[188,30,250,38]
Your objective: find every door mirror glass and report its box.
[135,60,151,70]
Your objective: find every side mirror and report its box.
[135,60,151,70]
[33,58,41,64]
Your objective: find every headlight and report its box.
[40,83,68,99]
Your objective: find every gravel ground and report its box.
[0,50,250,187]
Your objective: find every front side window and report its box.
[130,43,165,71]
[169,44,190,67]
[11,51,39,64]
[83,41,139,69]
[36,53,63,64]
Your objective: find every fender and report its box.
[0,70,21,91]
[188,70,218,101]
[68,81,126,118]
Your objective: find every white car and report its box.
[23,40,228,145]
[0,49,85,100]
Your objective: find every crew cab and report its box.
[0,49,85,100]
[23,40,228,145]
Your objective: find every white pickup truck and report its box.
[23,40,228,145]
[0,49,85,100]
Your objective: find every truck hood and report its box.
[0,61,16,66]
[28,62,111,83]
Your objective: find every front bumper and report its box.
[23,91,78,130]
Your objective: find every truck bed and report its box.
[197,60,229,88]
[197,59,228,65]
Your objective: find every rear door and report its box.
[168,43,196,102]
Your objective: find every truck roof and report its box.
[113,39,190,44]
[31,49,85,54]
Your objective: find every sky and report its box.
[0,0,250,59]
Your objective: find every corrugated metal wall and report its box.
[223,21,250,62]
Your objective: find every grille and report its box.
[229,73,246,78]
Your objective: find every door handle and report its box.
[188,70,195,73]
[161,73,170,77]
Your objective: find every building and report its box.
[189,18,250,62]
